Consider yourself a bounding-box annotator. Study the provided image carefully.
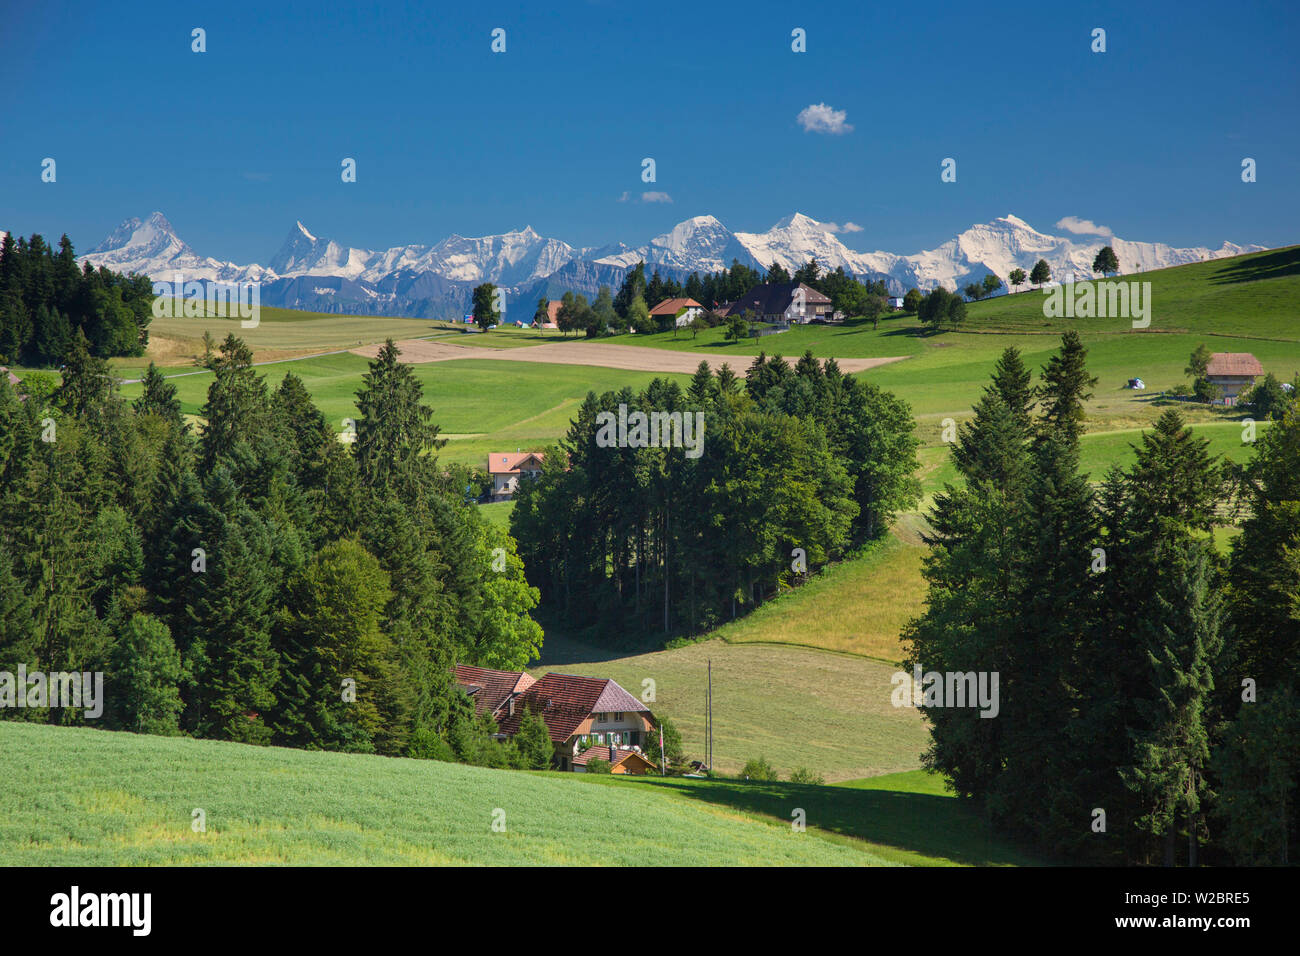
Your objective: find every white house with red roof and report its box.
[649,296,705,329]
[486,451,545,501]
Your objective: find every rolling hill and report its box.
[0,722,1030,866]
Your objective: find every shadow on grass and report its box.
[622,776,1041,866]
[1208,246,1300,285]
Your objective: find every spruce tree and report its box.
[1038,330,1098,446]
[133,362,182,426]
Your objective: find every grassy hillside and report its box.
[0,722,1025,866]
[117,354,691,468]
[579,245,1300,431]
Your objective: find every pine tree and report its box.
[199,335,270,471]
[353,339,444,503]
[1038,330,1098,446]
[185,511,279,744]
[133,362,182,426]
[687,361,716,405]
[987,347,1035,433]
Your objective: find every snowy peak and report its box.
[734,213,861,274]
[73,210,1266,318]
[88,211,189,261]
[268,221,370,278]
[80,211,273,284]
[420,227,577,285]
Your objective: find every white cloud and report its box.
[823,221,863,234]
[618,190,673,204]
[1055,216,1113,237]
[797,103,853,135]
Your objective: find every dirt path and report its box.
[350,339,908,376]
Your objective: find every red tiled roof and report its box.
[453,665,536,718]
[648,297,704,316]
[497,672,649,742]
[572,744,649,769]
[487,452,545,475]
[1206,353,1263,377]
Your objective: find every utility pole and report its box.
[707,659,713,773]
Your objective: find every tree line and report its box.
[0,232,154,367]
[497,257,900,340]
[510,353,920,640]
[0,336,553,769]
[905,332,1300,865]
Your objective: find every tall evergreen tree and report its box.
[1038,330,1098,447]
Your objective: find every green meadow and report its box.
[0,722,1027,866]
[117,354,691,468]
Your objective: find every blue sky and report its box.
[2,0,1296,262]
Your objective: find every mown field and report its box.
[532,634,928,783]
[0,722,1028,866]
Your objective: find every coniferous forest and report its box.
[0,336,552,768]
[905,333,1300,866]
[0,233,155,366]
[511,352,921,638]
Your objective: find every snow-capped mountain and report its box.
[84,212,277,284]
[595,214,759,275]
[73,211,1265,319]
[849,214,1260,293]
[267,221,373,279]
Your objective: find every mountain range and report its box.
[73,212,1264,320]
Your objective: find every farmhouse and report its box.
[725,281,833,325]
[649,296,705,328]
[453,665,656,773]
[487,452,544,501]
[1205,352,1264,406]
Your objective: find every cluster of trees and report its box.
[0,233,154,367]
[523,254,912,341]
[905,333,1300,865]
[963,274,1004,302]
[917,287,968,333]
[0,336,547,768]
[511,353,919,639]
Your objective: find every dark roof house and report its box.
[724,282,832,324]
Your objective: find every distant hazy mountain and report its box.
[76,211,1264,319]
